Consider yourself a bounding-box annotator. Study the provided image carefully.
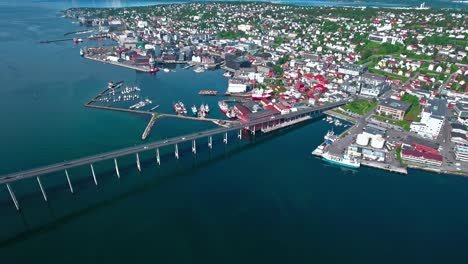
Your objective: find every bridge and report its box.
[0,101,346,210]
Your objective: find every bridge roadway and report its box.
[0,102,345,185]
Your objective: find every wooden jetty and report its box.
[198,90,218,96]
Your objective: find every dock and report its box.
[360,159,407,174]
[224,92,251,98]
[142,114,158,140]
[198,90,218,96]
[84,55,151,72]
[261,116,311,133]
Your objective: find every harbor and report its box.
[84,80,241,140]
[311,111,408,175]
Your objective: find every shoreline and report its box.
[317,110,468,178]
[61,1,467,11]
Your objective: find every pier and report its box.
[0,101,345,210]
[141,114,158,140]
[84,55,151,72]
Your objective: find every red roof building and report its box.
[401,149,443,166]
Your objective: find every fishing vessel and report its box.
[322,152,360,169]
[225,108,237,119]
[149,67,159,74]
[191,105,197,116]
[173,101,187,115]
[204,104,210,113]
[218,100,229,113]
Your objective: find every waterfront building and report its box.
[454,144,468,162]
[227,79,250,93]
[401,144,443,166]
[401,149,443,166]
[376,99,411,121]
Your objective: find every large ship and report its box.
[322,152,360,169]
[218,100,229,113]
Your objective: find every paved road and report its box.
[0,102,345,185]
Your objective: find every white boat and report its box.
[194,67,205,73]
[223,72,231,77]
[204,104,210,113]
[324,130,337,144]
[225,108,237,119]
[322,152,360,169]
[218,100,229,113]
[191,105,197,116]
[163,68,170,73]
[79,48,84,56]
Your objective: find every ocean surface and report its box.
[1,0,468,263]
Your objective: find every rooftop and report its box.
[379,98,411,112]
[427,98,447,118]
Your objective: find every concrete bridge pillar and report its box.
[238,129,242,140]
[208,136,212,149]
[114,158,120,178]
[36,176,47,202]
[223,132,228,144]
[6,183,19,211]
[175,144,179,160]
[156,148,161,165]
[65,169,74,194]
[192,140,197,154]
[90,164,98,186]
[136,153,141,172]
[252,126,256,136]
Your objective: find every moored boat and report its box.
[225,108,237,119]
[324,129,337,145]
[191,105,197,116]
[218,100,229,113]
[322,152,360,169]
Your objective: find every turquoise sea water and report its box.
[1,1,468,263]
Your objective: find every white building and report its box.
[227,79,248,93]
[410,98,447,139]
